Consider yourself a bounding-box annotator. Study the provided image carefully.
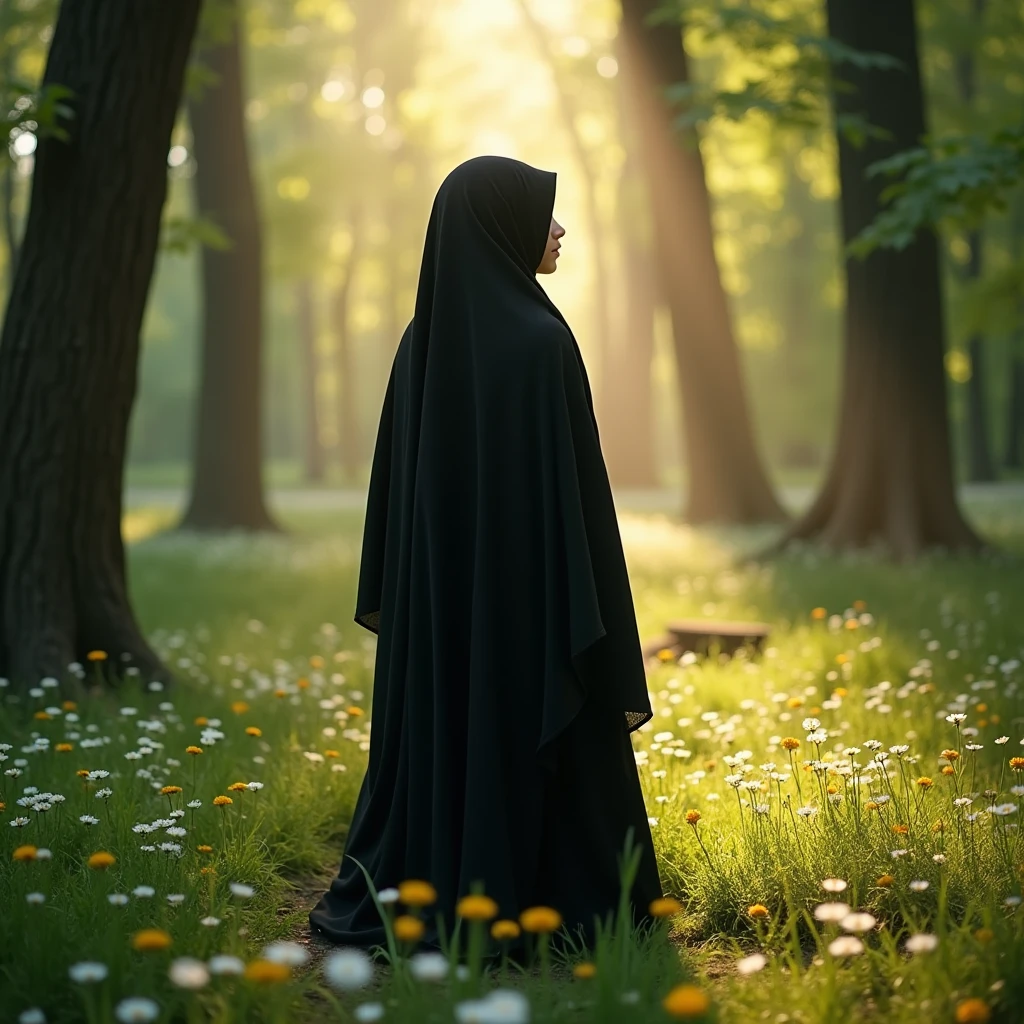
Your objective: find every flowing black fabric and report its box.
[309,155,662,954]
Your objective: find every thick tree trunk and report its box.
[779,0,982,557]
[0,0,202,685]
[296,277,326,483]
[618,0,785,523]
[601,29,658,488]
[333,214,363,483]
[180,0,277,531]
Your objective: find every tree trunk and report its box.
[296,277,325,483]
[180,0,277,531]
[333,214,363,483]
[600,28,658,488]
[1007,354,1024,470]
[0,0,202,685]
[2,161,18,296]
[618,0,786,523]
[778,0,982,557]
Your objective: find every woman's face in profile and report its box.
[536,216,565,275]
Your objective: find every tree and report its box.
[618,0,786,523]
[180,0,278,531]
[295,276,326,482]
[0,0,202,684]
[779,0,982,556]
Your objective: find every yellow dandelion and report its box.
[131,928,172,952]
[87,851,116,870]
[1010,757,1024,772]
[650,897,683,918]
[227,782,248,792]
[876,874,894,888]
[346,706,365,716]
[324,749,340,759]
[394,915,425,942]
[274,689,287,699]
[491,919,520,941]
[86,650,108,662]
[186,745,203,756]
[844,618,858,630]
[941,766,955,776]
[685,809,701,825]
[13,845,38,862]
[160,785,182,796]
[853,600,866,611]
[55,742,74,752]
[76,769,91,778]
[398,879,437,907]
[519,906,562,933]
[197,845,214,854]
[244,960,290,984]
[891,824,909,835]
[573,962,597,979]
[955,998,991,1024]
[865,801,880,812]
[457,894,499,920]
[747,904,769,920]
[310,655,325,669]
[663,984,711,1018]
[245,726,262,738]
[781,737,800,751]
[811,607,826,620]
[200,866,216,876]
[656,647,676,662]
[34,711,51,721]
[835,653,848,665]
[297,677,310,690]
[194,716,209,726]
[230,701,249,715]
[213,795,233,807]
[973,927,994,943]
[916,777,933,789]
[62,700,77,711]
[833,687,848,698]
[786,697,804,709]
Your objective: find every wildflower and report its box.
[35,848,52,860]
[55,743,73,753]
[941,749,960,761]
[68,962,108,983]
[491,919,521,941]
[573,962,597,979]
[168,958,209,990]
[811,607,826,620]
[247,781,264,791]
[263,941,309,967]
[230,702,249,715]
[323,949,374,990]
[828,936,864,957]
[916,777,933,789]
[80,815,100,825]
[662,984,711,1018]
[905,934,939,954]
[946,714,966,724]
[955,998,991,1023]
[12,845,37,862]
[650,897,683,917]
[200,916,221,927]
[942,766,955,775]
[86,651,108,662]
[1011,757,1024,772]
[108,894,129,906]
[394,915,425,942]
[909,880,930,892]
[409,951,449,982]
[10,817,31,827]
[974,927,994,943]
[87,851,116,870]
[736,952,767,975]
[197,844,213,854]
[457,894,499,920]
[212,795,233,807]
[840,913,876,933]
[26,892,46,904]
[781,737,800,751]
[166,894,185,905]
[208,955,245,976]
[813,902,851,922]
[355,1004,385,1023]
[132,885,156,898]
[185,746,203,756]
[822,879,847,893]
[747,904,769,920]
[519,906,562,932]
[685,809,701,825]
[398,879,437,906]
[132,929,172,952]
[227,782,249,793]
[244,960,290,984]
[18,1009,46,1024]
[230,883,254,899]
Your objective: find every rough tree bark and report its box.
[0,0,202,685]
[618,0,786,522]
[296,277,325,483]
[180,0,277,530]
[778,0,982,556]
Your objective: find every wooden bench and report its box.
[641,618,771,665]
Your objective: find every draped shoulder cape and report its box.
[354,155,652,775]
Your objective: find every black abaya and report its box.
[309,155,662,954]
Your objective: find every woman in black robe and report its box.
[309,155,662,957]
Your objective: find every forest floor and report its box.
[1,490,1022,1023]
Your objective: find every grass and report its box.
[1,494,1022,1023]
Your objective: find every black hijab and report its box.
[354,155,652,781]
